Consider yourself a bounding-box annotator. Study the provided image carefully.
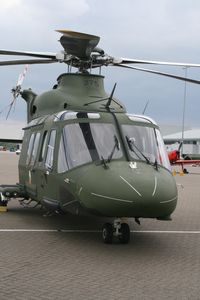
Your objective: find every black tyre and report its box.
[102,223,113,244]
[119,223,130,244]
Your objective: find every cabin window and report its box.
[29,132,41,165]
[26,133,35,165]
[39,131,48,162]
[45,130,56,170]
[57,123,122,172]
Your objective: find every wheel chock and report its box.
[0,199,8,212]
[0,206,7,212]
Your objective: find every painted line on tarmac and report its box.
[133,230,200,234]
[1,229,200,234]
[0,229,98,232]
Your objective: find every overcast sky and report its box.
[1,0,200,128]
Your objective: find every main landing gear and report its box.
[102,219,130,244]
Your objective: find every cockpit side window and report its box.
[45,130,56,170]
[57,131,69,173]
[155,129,171,170]
[29,132,41,166]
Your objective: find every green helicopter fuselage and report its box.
[17,73,177,219]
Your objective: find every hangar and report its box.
[163,128,200,159]
[0,121,24,150]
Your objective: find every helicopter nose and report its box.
[76,161,177,218]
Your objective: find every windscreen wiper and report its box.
[126,135,150,164]
[99,135,120,168]
[107,135,120,163]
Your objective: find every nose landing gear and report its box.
[102,219,130,244]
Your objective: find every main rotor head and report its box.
[55,29,111,72]
[56,29,100,59]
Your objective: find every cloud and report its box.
[0,0,90,49]
[0,0,22,9]
[0,0,90,18]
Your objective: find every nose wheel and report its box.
[118,223,130,244]
[102,219,130,244]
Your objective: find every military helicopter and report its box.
[1,30,200,244]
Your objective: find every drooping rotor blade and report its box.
[0,50,56,59]
[115,64,200,85]
[16,64,28,86]
[56,29,100,59]
[6,96,16,119]
[0,59,57,66]
[114,58,200,68]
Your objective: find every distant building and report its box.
[163,128,200,158]
[0,121,24,150]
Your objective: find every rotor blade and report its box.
[0,103,12,116]
[56,29,100,59]
[6,95,17,120]
[115,64,200,85]
[115,58,200,68]
[0,59,57,66]
[0,50,56,59]
[17,64,28,86]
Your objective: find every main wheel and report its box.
[119,223,130,244]
[102,223,113,244]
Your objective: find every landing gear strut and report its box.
[102,219,130,244]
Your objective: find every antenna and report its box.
[142,100,149,115]
[105,83,117,108]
